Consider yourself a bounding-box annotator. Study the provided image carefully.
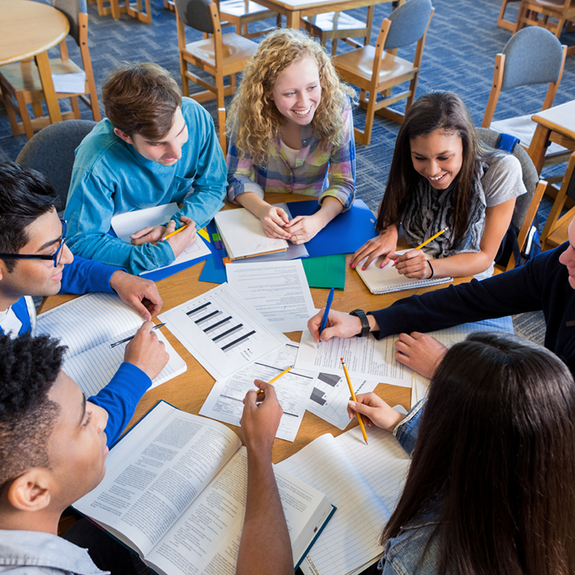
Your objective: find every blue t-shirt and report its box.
[65,97,227,274]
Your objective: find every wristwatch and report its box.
[349,309,370,338]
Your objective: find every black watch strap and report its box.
[349,309,370,337]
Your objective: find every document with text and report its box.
[225,259,316,333]
[159,283,288,380]
[74,401,334,575]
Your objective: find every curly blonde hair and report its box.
[227,28,355,165]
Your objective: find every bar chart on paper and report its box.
[159,283,288,380]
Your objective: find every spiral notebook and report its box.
[356,251,452,294]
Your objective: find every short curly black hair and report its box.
[0,333,66,492]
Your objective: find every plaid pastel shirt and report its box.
[226,98,356,210]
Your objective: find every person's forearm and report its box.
[424,249,495,278]
[236,192,273,219]
[237,449,293,575]
[314,196,344,227]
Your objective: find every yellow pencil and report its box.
[162,224,188,241]
[392,226,449,267]
[257,365,293,394]
[341,358,368,445]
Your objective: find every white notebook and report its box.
[356,251,452,294]
[214,208,288,260]
[36,292,187,397]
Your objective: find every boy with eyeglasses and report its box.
[0,161,169,444]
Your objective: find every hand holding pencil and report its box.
[393,227,449,280]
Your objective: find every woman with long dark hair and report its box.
[350,92,526,280]
[349,332,575,574]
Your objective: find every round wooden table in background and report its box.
[0,0,70,124]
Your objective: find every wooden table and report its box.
[44,195,468,463]
[0,0,69,125]
[528,100,575,174]
[254,0,393,29]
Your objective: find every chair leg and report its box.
[216,74,227,151]
[15,93,35,140]
[70,96,81,119]
[180,57,190,97]
[331,39,338,56]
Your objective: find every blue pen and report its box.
[318,287,335,347]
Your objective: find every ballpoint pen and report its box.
[110,323,166,348]
[318,287,335,347]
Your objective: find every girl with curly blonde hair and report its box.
[226,28,356,244]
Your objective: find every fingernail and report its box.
[381,262,386,269]
[349,401,356,408]
[350,263,355,268]
[394,260,398,265]
[362,266,366,271]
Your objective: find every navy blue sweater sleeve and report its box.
[60,255,120,295]
[369,245,561,339]
[89,362,152,446]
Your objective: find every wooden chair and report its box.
[166,0,280,38]
[301,7,377,56]
[497,0,522,30]
[0,0,100,141]
[175,0,258,150]
[481,27,569,171]
[541,152,575,249]
[218,0,281,39]
[478,128,547,270]
[333,0,434,146]
[515,0,575,55]
[94,0,151,24]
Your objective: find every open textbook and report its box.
[356,250,452,294]
[74,401,335,575]
[36,292,186,397]
[278,424,411,575]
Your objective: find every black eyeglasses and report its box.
[0,220,67,268]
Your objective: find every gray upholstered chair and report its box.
[0,0,100,140]
[477,128,547,270]
[16,119,96,214]
[333,0,434,146]
[481,27,568,170]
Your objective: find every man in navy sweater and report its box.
[309,219,575,379]
[0,162,168,443]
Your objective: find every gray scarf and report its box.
[401,163,488,258]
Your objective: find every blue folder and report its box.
[198,199,377,284]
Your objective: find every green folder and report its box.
[302,254,346,290]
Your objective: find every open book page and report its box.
[356,250,452,295]
[225,259,316,333]
[111,203,211,276]
[279,427,410,575]
[63,331,186,397]
[37,292,142,357]
[159,283,289,381]
[200,342,313,442]
[145,448,333,575]
[74,402,242,558]
[297,329,412,388]
[214,208,289,260]
[36,292,186,397]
